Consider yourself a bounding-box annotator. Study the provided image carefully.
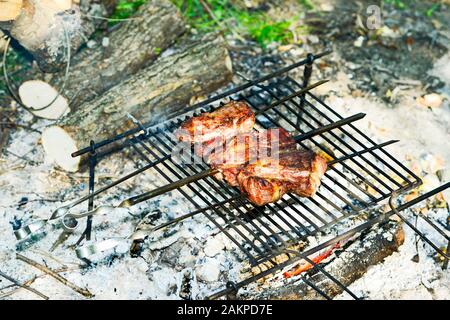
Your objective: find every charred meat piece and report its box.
[237,150,327,206]
[237,177,286,206]
[207,128,297,186]
[176,101,255,144]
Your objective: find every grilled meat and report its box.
[176,101,255,144]
[237,150,327,206]
[237,177,286,206]
[175,101,327,206]
[207,128,297,186]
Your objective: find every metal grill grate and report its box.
[70,52,449,300]
[120,75,420,265]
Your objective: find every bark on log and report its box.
[0,0,117,72]
[41,0,186,108]
[41,34,233,172]
[250,221,405,300]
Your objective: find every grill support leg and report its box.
[444,214,450,270]
[86,140,97,240]
[75,140,97,245]
[297,53,314,128]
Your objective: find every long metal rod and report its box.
[72,51,333,158]
[207,181,450,299]
[48,153,171,219]
[119,168,219,207]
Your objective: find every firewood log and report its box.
[0,0,23,21]
[36,0,186,109]
[0,0,117,72]
[41,34,233,172]
[251,221,405,300]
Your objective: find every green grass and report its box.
[110,0,147,22]
[383,0,442,17]
[425,3,440,17]
[384,0,407,10]
[0,46,30,96]
[174,0,312,48]
[110,0,312,48]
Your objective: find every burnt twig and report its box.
[16,253,93,298]
[0,270,48,300]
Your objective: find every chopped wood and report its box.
[0,270,48,300]
[18,80,70,119]
[40,0,186,108]
[42,34,233,172]
[0,0,117,72]
[252,221,405,300]
[16,253,93,298]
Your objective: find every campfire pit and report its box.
[9,51,450,300]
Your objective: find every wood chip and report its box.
[416,93,443,108]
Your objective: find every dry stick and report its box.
[16,253,93,298]
[0,266,80,299]
[0,270,48,300]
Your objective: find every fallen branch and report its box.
[16,253,93,298]
[0,266,80,299]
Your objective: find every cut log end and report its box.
[18,80,70,119]
[41,126,80,172]
[0,0,23,21]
